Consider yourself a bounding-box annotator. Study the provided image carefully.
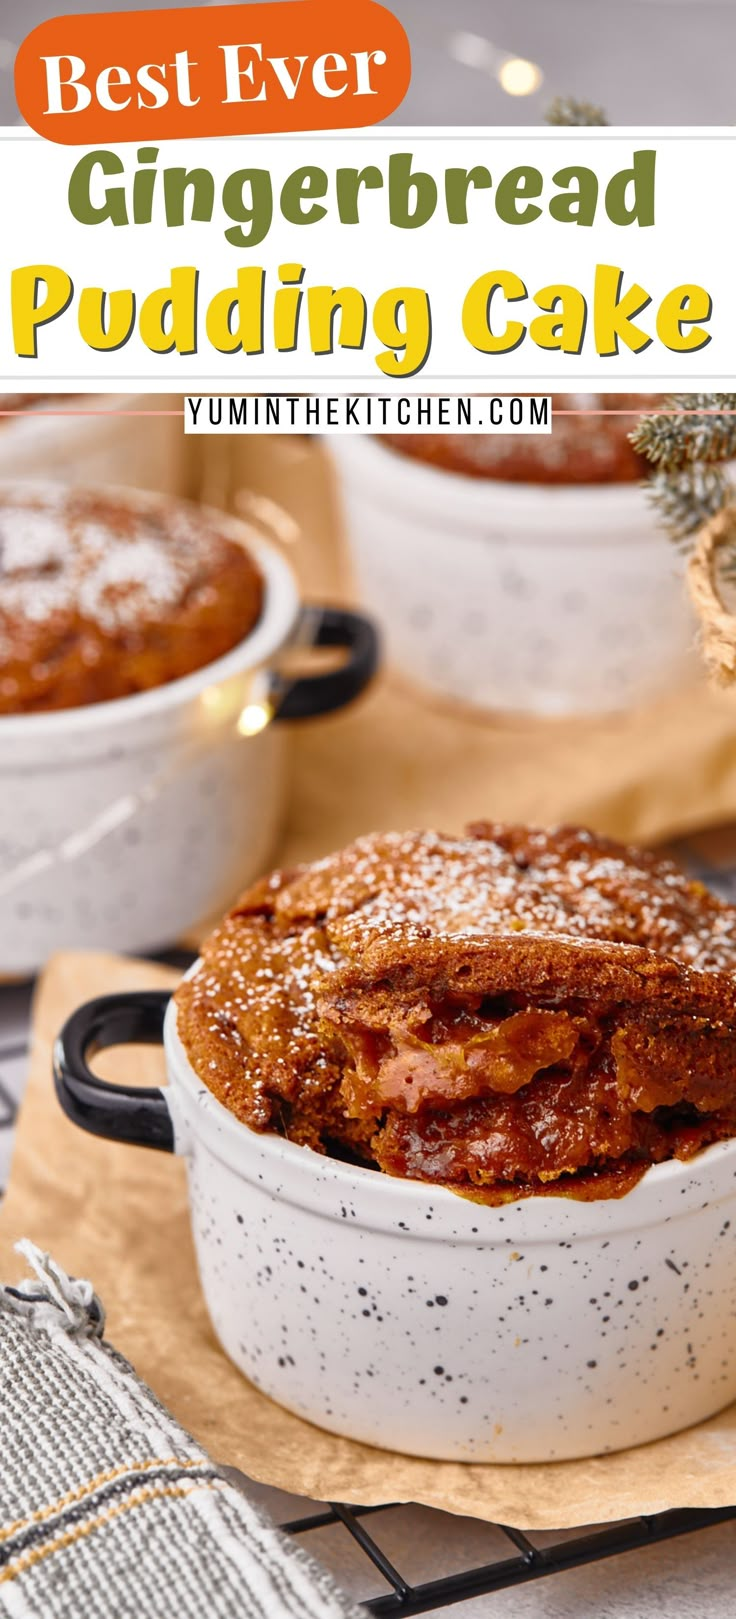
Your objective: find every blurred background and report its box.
[0,0,735,126]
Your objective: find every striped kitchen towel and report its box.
[0,1242,362,1619]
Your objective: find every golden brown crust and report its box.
[175,824,736,1200]
[320,931,736,1023]
[381,395,658,484]
[0,486,263,714]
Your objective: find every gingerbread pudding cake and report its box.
[0,486,264,714]
[175,824,736,1203]
[382,394,656,484]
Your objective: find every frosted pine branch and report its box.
[646,465,733,543]
[545,98,609,126]
[631,395,736,472]
[631,395,736,543]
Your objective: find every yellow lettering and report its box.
[373,286,431,377]
[593,264,652,356]
[139,266,198,355]
[462,271,527,354]
[307,285,367,354]
[656,284,712,353]
[273,262,305,352]
[78,287,135,350]
[530,283,587,353]
[11,264,73,358]
[205,267,265,354]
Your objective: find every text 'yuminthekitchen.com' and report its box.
[183,395,554,434]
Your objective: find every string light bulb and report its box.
[497,57,543,97]
[237,700,273,738]
[448,32,543,97]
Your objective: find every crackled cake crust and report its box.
[382,395,657,485]
[0,486,264,714]
[175,825,736,1201]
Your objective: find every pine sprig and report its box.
[631,394,736,472]
[545,97,609,126]
[646,465,732,543]
[630,395,736,544]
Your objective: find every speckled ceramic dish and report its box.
[0,484,377,977]
[54,984,736,1465]
[330,436,697,717]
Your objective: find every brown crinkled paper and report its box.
[175,665,736,953]
[281,668,736,862]
[2,949,735,1531]
[688,506,736,687]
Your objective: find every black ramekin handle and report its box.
[273,605,380,722]
[53,991,175,1153]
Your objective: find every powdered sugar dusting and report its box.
[284,826,736,971]
[178,825,736,1126]
[0,486,240,655]
[0,508,66,575]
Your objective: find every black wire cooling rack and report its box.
[280,1503,736,1615]
[2,1017,736,1616]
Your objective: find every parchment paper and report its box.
[1,949,735,1531]
[282,669,736,861]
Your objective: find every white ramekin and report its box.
[0,395,188,496]
[0,484,378,978]
[330,437,698,717]
[54,983,736,1465]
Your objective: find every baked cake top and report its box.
[175,826,736,1199]
[0,485,264,713]
[382,394,657,484]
